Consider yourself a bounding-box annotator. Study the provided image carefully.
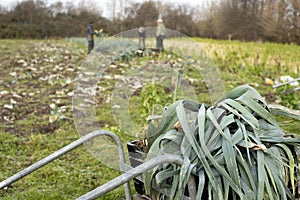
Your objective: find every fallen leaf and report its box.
[49,114,58,123]
[55,90,65,95]
[10,72,17,77]
[0,91,9,96]
[4,104,13,110]
[49,103,56,110]
[10,99,17,104]
[12,93,22,99]
[265,78,274,85]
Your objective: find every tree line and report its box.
[198,0,300,44]
[0,0,299,44]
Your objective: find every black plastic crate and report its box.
[127,140,146,195]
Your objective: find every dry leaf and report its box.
[49,114,58,123]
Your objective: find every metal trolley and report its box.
[0,129,195,200]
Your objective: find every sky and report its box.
[0,0,206,18]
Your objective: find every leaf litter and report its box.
[0,40,85,135]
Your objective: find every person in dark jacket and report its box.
[86,21,96,54]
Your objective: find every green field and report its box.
[0,38,299,199]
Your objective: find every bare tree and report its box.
[195,1,220,38]
[286,0,300,43]
[197,0,282,41]
[163,3,198,36]
[123,1,158,28]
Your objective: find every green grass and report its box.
[0,128,129,199]
[194,37,300,77]
[0,38,299,199]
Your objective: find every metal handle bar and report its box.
[0,130,131,200]
[77,154,184,200]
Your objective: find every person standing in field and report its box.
[86,21,97,54]
[156,19,166,51]
[138,27,146,49]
